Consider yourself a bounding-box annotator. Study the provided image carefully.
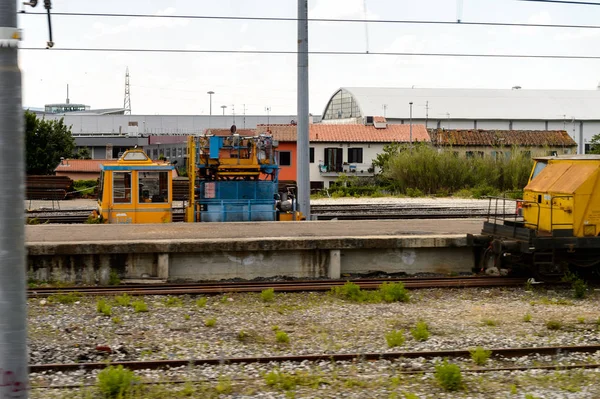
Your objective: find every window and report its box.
[178,147,183,157]
[310,181,324,192]
[347,148,363,163]
[547,150,558,156]
[166,148,171,158]
[279,151,291,166]
[113,172,132,203]
[309,147,314,163]
[153,149,158,159]
[138,171,169,203]
[324,148,343,172]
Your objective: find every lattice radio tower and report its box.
[124,67,131,115]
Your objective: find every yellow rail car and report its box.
[97,150,174,224]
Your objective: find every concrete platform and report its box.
[26,220,483,284]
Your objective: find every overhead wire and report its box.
[17,11,600,30]
[19,47,600,60]
[519,0,600,5]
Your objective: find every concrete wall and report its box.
[26,235,473,283]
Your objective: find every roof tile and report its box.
[428,129,577,147]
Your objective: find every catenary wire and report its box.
[19,47,600,59]
[519,0,600,5]
[17,11,600,30]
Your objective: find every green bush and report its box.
[48,292,81,304]
[385,330,405,348]
[331,282,366,302]
[546,319,562,330]
[261,288,275,302]
[115,294,131,307]
[132,300,148,313]
[562,272,588,299]
[275,330,289,343]
[97,365,139,398]
[96,299,112,316]
[379,282,410,303]
[73,179,97,197]
[410,321,430,341]
[108,270,120,286]
[434,360,463,391]
[469,347,492,366]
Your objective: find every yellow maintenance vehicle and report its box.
[469,155,600,280]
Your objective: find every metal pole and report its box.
[409,102,413,149]
[207,91,214,129]
[297,0,310,220]
[0,0,28,396]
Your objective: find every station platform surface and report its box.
[26,219,484,244]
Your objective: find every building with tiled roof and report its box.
[428,129,577,158]
[256,120,428,188]
[54,159,109,180]
[322,86,600,154]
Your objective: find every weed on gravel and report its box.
[410,321,430,341]
[195,297,207,307]
[163,296,184,307]
[115,294,131,307]
[261,288,275,302]
[469,347,492,366]
[331,281,410,303]
[132,299,148,313]
[275,330,289,344]
[96,299,112,317]
[204,318,217,327]
[434,360,463,391]
[96,365,140,398]
[48,292,81,304]
[546,319,562,330]
[385,330,405,348]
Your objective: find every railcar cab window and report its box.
[113,172,132,203]
[139,171,169,203]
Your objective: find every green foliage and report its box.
[523,313,532,322]
[25,111,76,175]
[96,365,139,398]
[261,288,275,302]
[96,299,112,316]
[112,316,122,325]
[108,270,120,286]
[264,370,298,391]
[577,316,585,324]
[48,292,81,304]
[73,179,97,197]
[276,330,290,343]
[215,376,233,394]
[195,297,207,307]
[546,319,562,330]
[482,318,498,326]
[184,314,191,321]
[410,321,430,341]
[163,296,184,307]
[237,330,249,342]
[132,300,148,313]
[373,142,403,174]
[385,330,405,348]
[331,282,365,302]
[115,294,131,307]
[405,187,424,197]
[562,271,588,299]
[379,282,410,303]
[510,384,518,394]
[404,394,420,399]
[73,147,92,160]
[469,347,492,366]
[384,143,533,195]
[588,133,600,154]
[525,394,540,399]
[85,214,103,224]
[434,360,463,391]
[204,318,217,327]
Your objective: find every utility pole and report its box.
[0,0,28,396]
[425,100,429,129]
[242,104,247,129]
[265,106,271,127]
[124,67,131,115]
[409,102,413,150]
[297,0,310,220]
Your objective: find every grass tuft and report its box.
[261,288,275,302]
[434,360,463,391]
[96,365,139,398]
[385,330,405,348]
[275,330,290,344]
[204,318,217,327]
[96,299,112,317]
[131,300,148,313]
[469,347,492,366]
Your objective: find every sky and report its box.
[16,0,600,116]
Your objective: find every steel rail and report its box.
[29,277,529,297]
[29,344,600,373]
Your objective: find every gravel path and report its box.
[29,285,600,398]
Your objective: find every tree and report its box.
[73,147,92,159]
[25,111,75,175]
[588,133,600,154]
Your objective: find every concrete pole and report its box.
[409,102,413,149]
[297,0,310,220]
[0,0,29,396]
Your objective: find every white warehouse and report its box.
[321,87,600,154]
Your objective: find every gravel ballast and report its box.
[28,285,600,398]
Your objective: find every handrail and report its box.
[484,195,541,236]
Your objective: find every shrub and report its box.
[562,272,588,299]
[115,294,131,307]
[108,270,120,286]
[434,360,463,391]
[96,299,112,316]
[546,320,562,330]
[195,297,207,307]
[385,330,405,348]
[275,330,289,343]
[264,370,297,391]
[96,365,139,398]
[331,282,366,302]
[469,347,492,366]
[48,292,81,304]
[523,313,532,322]
[205,318,217,327]
[132,300,148,313]
[379,282,410,303]
[410,321,430,341]
[163,296,183,307]
[261,288,275,302]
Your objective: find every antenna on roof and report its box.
[66,84,69,104]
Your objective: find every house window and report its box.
[309,147,314,163]
[324,148,343,172]
[113,172,132,203]
[166,148,171,158]
[310,181,324,192]
[279,151,292,166]
[348,148,363,163]
[178,147,183,157]
[153,149,158,159]
[491,151,503,161]
[548,150,558,156]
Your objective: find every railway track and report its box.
[29,344,600,373]
[29,276,529,297]
[25,204,513,223]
